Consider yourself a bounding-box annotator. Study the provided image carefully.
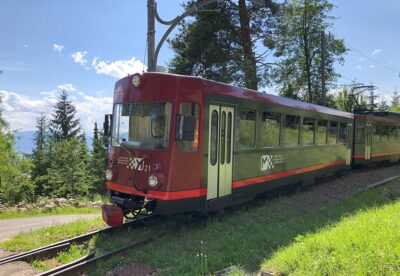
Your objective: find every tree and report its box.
[44,137,90,198]
[169,0,278,90]
[50,90,81,141]
[90,122,108,194]
[0,131,35,204]
[0,93,7,130]
[31,114,50,196]
[390,88,400,112]
[272,0,346,104]
[333,86,367,112]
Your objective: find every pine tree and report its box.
[31,114,50,196]
[390,88,400,111]
[50,90,81,141]
[91,122,107,194]
[169,0,278,90]
[44,137,89,198]
[272,0,346,104]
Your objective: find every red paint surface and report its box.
[108,159,345,200]
[232,160,346,188]
[353,152,400,159]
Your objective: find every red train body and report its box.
[102,72,400,226]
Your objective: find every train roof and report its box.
[142,72,354,119]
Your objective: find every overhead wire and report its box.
[345,42,400,76]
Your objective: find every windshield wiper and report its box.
[119,141,132,157]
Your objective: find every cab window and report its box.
[176,103,200,151]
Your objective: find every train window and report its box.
[328,121,338,144]
[381,125,390,141]
[220,111,226,165]
[355,125,365,143]
[261,112,281,147]
[284,115,300,146]
[390,126,397,140]
[112,103,172,150]
[373,125,381,142]
[316,120,327,144]
[227,112,232,163]
[239,109,256,148]
[176,103,200,151]
[210,110,218,165]
[302,117,315,145]
[338,123,347,144]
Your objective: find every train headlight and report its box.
[105,169,113,181]
[132,74,141,87]
[148,175,158,188]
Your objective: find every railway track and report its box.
[0,214,158,272]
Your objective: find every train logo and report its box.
[117,157,144,171]
[261,154,285,171]
[261,155,274,171]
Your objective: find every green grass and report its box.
[262,192,400,275]
[3,179,399,275]
[0,206,100,220]
[0,217,105,252]
[85,179,400,275]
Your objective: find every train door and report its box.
[365,123,372,160]
[207,105,234,200]
[346,123,353,165]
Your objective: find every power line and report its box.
[345,42,400,76]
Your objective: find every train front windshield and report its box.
[111,102,172,150]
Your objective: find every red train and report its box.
[101,73,400,226]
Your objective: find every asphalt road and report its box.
[0,214,100,242]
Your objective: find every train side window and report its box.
[176,103,200,151]
[210,110,218,165]
[284,115,300,146]
[381,125,390,141]
[338,123,347,144]
[355,125,365,143]
[389,126,396,141]
[328,121,338,144]
[316,120,327,144]
[302,117,315,145]
[239,109,256,148]
[373,125,381,142]
[261,112,281,147]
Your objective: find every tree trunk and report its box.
[238,0,258,90]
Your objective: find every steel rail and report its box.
[39,229,175,276]
[0,214,157,265]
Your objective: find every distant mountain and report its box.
[14,131,94,154]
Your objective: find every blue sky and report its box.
[1,0,400,133]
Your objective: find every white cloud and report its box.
[356,65,362,69]
[23,44,29,49]
[71,51,88,66]
[0,87,112,134]
[371,48,382,56]
[92,56,146,78]
[369,64,375,69]
[52,43,64,54]
[58,83,76,92]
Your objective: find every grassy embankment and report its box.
[0,206,100,220]
[2,178,400,274]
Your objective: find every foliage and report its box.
[272,0,347,104]
[169,0,278,90]
[31,114,51,196]
[49,90,81,141]
[0,206,99,220]
[0,92,7,130]
[91,122,108,194]
[0,131,35,205]
[333,86,368,112]
[43,137,91,198]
